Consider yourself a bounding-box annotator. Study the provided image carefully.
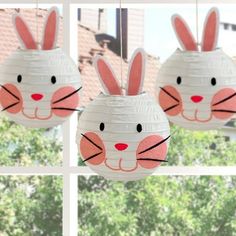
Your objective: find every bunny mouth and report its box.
[21,86,82,120]
[105,158,139,172]
[22,107,53,120]
[181,109,213,123]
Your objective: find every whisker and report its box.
[52,86,82,104]
[81,133,103,151]
[52,107,80,111]
[138,135,171,155]
[164,104,179,112]
[1,101,19,112]
[83,151,103,162]
[159,87,179,103]
[212,109,236,114]
[137,158,168,162]
[0,84,20,101]
[212,92,236,106]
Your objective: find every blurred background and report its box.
[0,4,236,235]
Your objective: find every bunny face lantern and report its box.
[77,49,170,181]
[156,8,236,130]
[0,7,81,128]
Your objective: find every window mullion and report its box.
[62,2,78,236]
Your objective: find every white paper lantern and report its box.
[0,7,81,128]
[156,8,236,130]
[77,49,170,181]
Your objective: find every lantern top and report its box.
[98,91,148,99]
[175,47,224,55]
[13,7,59,50]
[13,46,61,54]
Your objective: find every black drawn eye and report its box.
[51,75,56,84]
[211,77,216,86]
[17,74,22,83]
[137,123,142,133]
[100,122,105,131]
[176,76,182,85]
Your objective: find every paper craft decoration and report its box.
[0,7,81,128]
[77,49,170,181]
[156,8,236,130]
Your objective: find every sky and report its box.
[107,4,236,62]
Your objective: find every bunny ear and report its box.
[201,7,219,51]
[41,7,59,50]
[93,56,122,95]
[12,14,37,49]
[172,14,198,51]
[126,48,145,96]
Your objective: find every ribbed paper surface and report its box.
[0,48,81,128]
[77,93,170,181]
[156,49,236,130]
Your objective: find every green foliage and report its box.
[78,176,236,236]
[78,125,236,235]
[0,116,62,166]
[0,176,62,235]
[1,111,236,235]
[167,125,236,166]
[0,117,63,235]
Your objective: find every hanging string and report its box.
[196,0,199,50]
[119,0,124,94]
[36,0,39,48]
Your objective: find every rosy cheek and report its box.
[51,86,79,117]
[80,132,106,165]
[0,84,23,113]
[211,88,236,120]
[136,135,167,169]
[158,86,182,116]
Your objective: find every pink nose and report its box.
[31,93,44,101]
[191,95,203,103]
[115,143,128,151]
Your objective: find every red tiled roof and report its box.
[79,23,161,105]
[0,8,161,106]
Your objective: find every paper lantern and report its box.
[0,7,81,128]
[77,49,170,181]
[156,8,236,130]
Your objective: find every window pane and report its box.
[77,5,236,167]
[0,7,63,166]
[78,175,236,236]
[0,175,62,235]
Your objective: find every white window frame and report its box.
[0,0,236,235]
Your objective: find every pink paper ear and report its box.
[201,8,219,51]
[172,14,198,51]
[94,56,122,95]
[126,48,145,95]
[42,7,59,50]
[13,14,37,49]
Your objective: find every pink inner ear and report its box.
[15,16,37,49]
[42,11,57,50]
[97,59,122,95]
[174,17,198,51]
[202,11,218,51]
[127,52,143,95]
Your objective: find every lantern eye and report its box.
[99,122,105,131]
[137,123,142,133]
[17,74,22,83]
[211,77,216,86]
[51,75,57,84]
[176,76,182,85]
